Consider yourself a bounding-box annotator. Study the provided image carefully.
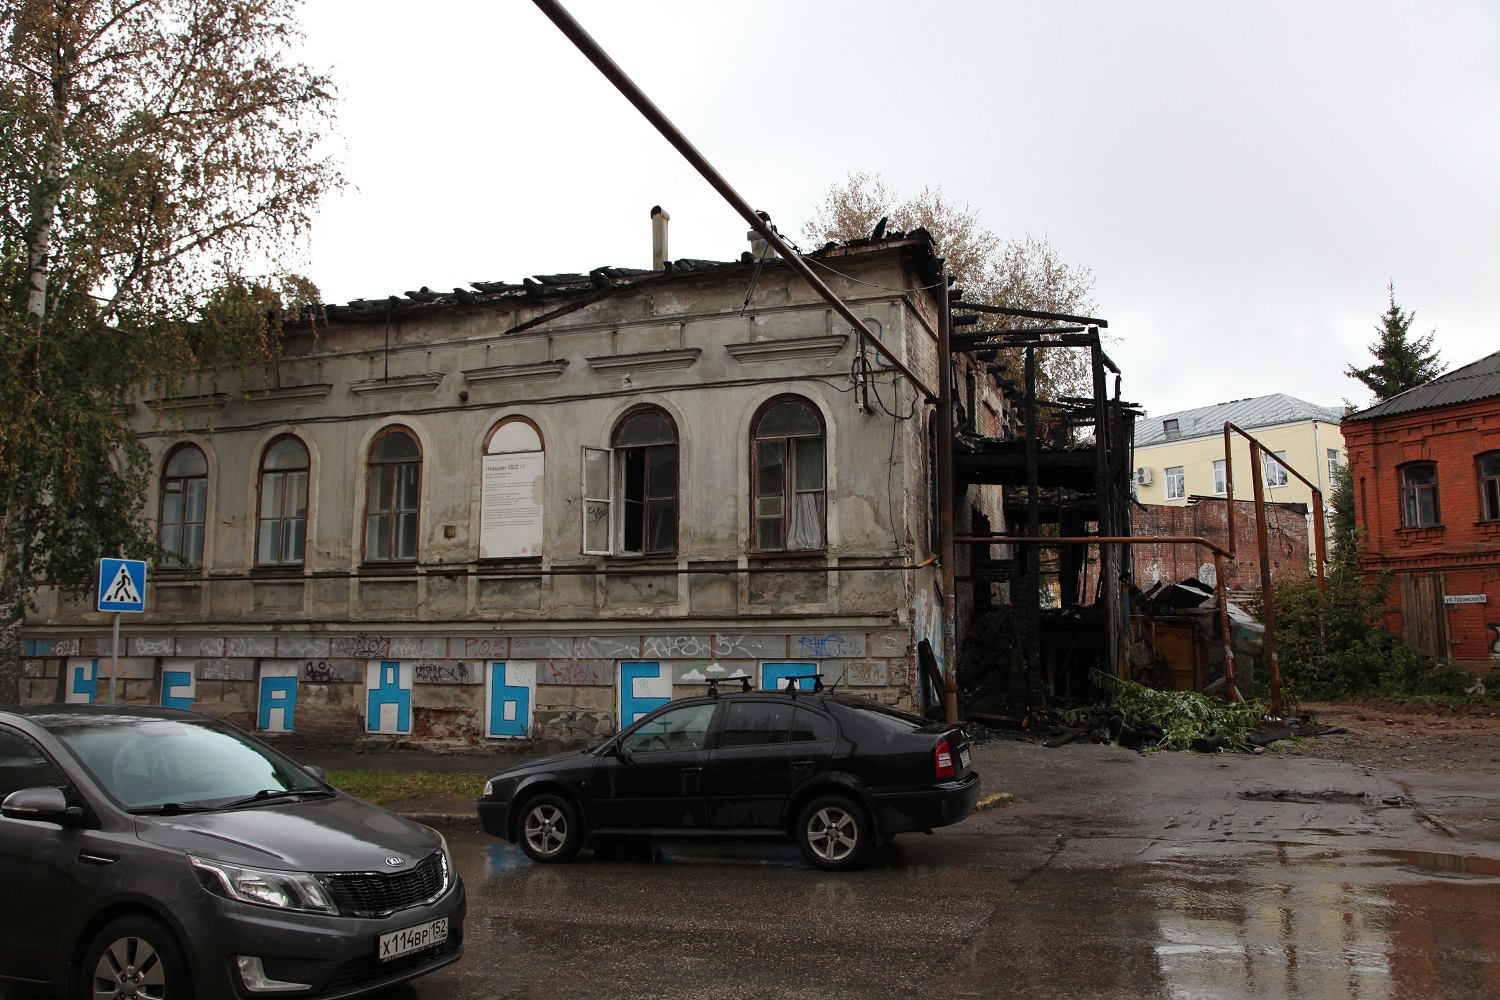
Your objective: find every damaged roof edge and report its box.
[288,231,940,329]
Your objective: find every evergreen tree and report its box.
[1346,283,1446,401]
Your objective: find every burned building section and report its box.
[943,310,1139,717]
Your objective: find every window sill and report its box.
[749,550,830,561]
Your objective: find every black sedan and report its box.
[0,705,464,1000]
[477,683,981,870]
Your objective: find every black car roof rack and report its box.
[780,674,824,694]
[705,675,753,696]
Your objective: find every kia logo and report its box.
[385,857,405,868]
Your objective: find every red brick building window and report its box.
[1480,451,1500,522]
[1399,462,1440,528]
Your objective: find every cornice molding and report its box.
[462,360,569,387]
[726,334,847,364]
[586,348,701,376]
[348,372,445,397]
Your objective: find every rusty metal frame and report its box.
[1221,422,1328,719]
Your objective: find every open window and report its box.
[582,408,678,556]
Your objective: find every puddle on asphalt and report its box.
[1241,788,1372,804]
[1375,849,1500,880]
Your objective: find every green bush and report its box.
[1273,568,1471,700]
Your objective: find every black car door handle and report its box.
[791,759,813,768]
[681,766,702,776]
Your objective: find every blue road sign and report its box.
[97,558,147,613]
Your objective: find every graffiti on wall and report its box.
[258,663,299,732]
[486,661,536,739]
[619,661,670,726]
[366,661,414,735]
[413,661,474,685]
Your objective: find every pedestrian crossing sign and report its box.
[97,558,147,613]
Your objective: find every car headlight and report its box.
[482,780,493,798]
[191,856,337,914]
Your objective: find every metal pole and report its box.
[529,0,936,403]
[110,612,120,705]
[937,279,959,724]
[1213,551,1240,701]
[1248,443,1283,718]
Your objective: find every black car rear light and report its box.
[934,740,954,778]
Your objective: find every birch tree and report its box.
[0,0,338,700]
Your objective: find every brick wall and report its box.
[1345,395,1500,668]
[1131,497,1312,593]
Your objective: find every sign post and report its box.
[96,558,147,704]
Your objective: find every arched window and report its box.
[366,427,421,562]
[583,408,677,555]
[160,444,208,565]
[482,418,544,558]
[1479,452,1500,522]
[752,397,825,551]
[1399,462,1440,528]
[257,436,310,565]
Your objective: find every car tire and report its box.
[796,795,872,871]
[517,793,584,863]
[77,914,189,1000]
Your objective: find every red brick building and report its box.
[1342,349,1500,671]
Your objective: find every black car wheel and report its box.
[78,915,189,1000]
[796,795,872,871]
[518,793,583,863]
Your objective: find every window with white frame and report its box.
[583,407,678,555]
[1165,466,1185,500]
[1327,448,1341,483]
[1263,449,1289,488]
[1212,459,1226,495]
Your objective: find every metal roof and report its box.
[1135,393,1342,447]
[1343,348,1500,422]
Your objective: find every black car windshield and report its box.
[44,715,324,810]
[831,696,925,736]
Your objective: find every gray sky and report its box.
[298,0,1499,418]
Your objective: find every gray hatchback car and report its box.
[0,705,464,999]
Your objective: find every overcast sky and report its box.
[297,0,1499,418]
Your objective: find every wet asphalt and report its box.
[306,737,1500,1000]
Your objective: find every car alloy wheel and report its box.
[796,795,871,871]
[518,793,583,863]
[81,915,188,1000]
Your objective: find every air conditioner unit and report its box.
[1135,467,1152,486]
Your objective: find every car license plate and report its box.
[379,917,448,961]
[959,747,971,769]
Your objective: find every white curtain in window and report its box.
[788,494,823,550]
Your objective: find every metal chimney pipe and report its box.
[651,205,669,271]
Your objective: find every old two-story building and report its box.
[19,218,1023,747]
[1342,349,1500,672]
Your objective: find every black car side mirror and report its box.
[302,764,328,782]
[1,786,81,825]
